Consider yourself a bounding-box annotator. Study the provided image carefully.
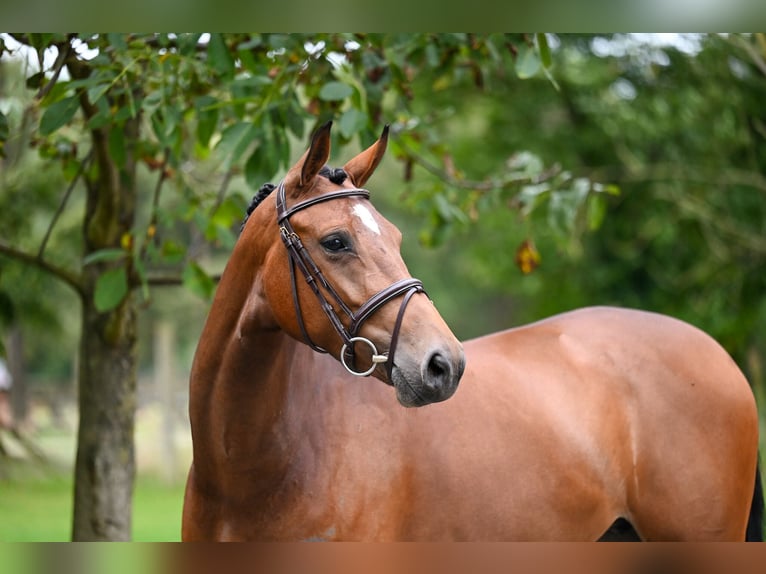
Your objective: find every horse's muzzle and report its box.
[392,346,465,407]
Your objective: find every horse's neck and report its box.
[188,239,308,476]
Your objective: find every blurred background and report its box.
[1,33,764,540]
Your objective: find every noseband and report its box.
[275,181,425,379]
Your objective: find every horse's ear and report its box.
[343,125,389,187]
[285,121,332,193]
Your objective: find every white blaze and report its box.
[352,204,380,235]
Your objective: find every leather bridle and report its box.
[275,181,425,380]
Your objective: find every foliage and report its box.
[1,33,595,311]
[513,35,766,364]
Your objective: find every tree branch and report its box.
[209,167,234,216]
[730,34,766,78]
[593,163,766,195]
[0,240,84,296]
[36,40,72,101]
[146,272,221,287]
[395,136,560,193]
[38,150,93,259]
[138,148,170,264]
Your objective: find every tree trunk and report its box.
[6,324,27,426]
[71,287,137,540]
[70,111,139,540]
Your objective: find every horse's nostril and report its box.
[426,352,451,387]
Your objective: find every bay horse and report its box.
[182,121,762,541]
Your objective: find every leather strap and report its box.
[275,180,427,378]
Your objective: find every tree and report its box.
[1,33,591,540]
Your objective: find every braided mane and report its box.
[239,167,348,233]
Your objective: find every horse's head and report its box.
[243,121,465,407]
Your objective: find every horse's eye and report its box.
[320,235,350,253]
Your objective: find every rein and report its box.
[275,181,425,379]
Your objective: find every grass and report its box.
[0,401,191,542]
[0,460,186,542]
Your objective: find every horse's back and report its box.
[464,305,754,415]
[444,306,758,540]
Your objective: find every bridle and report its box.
[275,180,426,380]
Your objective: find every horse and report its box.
[182,121,763,541]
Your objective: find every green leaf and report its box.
[39,96,80,135]
[87,82,112,106]
[318,81,353,102]
[518,183,551,216]
[587,194,607,231]
[536,33,552,69]
[195,96,219,148]
[26,71,45,90]
[208,33,235,77]
[244,144,277,190]
[83,248,127,266]
[338,108,367,139]
[109,128,126,168]
[286,102,305,139]
[183,261,216,300]
[150,106,182,150]
[593,182,621,196]
[86,97,112,130]
[94,267,129,312]
[217,122,257,169]
[0,111,8,142]
[210,196,246,229]
[515,45,541,80]
[129,252,150,302]
[142,90,163,114]
[106,33,128,51]
[160,240,186,263]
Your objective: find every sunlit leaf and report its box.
[587,194,607,231]
[211,196,246,229]
[515,45,541,80]
[536,33,552,69]
[517,183,551,217]
[94,267,129,312]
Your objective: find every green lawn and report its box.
[0,461,185,542]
